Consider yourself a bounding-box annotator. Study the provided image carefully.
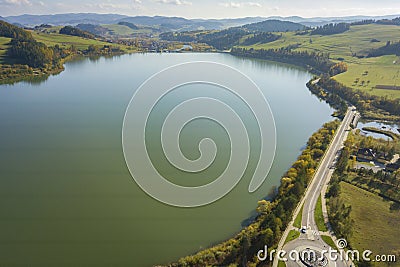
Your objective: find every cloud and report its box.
[133,0,142,3]
[156,0,192,6]
[1,0,32,5]
[219,1,262,8]
[84,2,137,10]
[247,2,262,7]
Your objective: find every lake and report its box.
[357,120,400,140]
[0,53,334,266]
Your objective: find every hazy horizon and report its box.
[2,12,400,20]
[1,0,400,19]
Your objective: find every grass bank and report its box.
[315,195,328,232]
[0,31,138,85]
[236,23,400,119]
[362,126,400,140]
[340,182,400,257]
[285,230,300,244]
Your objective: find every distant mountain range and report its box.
[4,13,127,26]
[267,14,400,27]
[2,13,400,31]
[2,13,265,31]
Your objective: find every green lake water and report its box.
[0,53,333,266]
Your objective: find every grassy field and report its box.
[103,24,136,36]
[102,24,154,36]
[30,31,134,51]
[321,235,337,250]
[334,55,400,99]
[0,37,11,63]
[315,194,328,232]
[285,229,300,244]
[240,24,400,99]
[340,182,400,258]
[293,203,304,228]
[244,25,400,60]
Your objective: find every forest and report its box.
[367,41,400,57]
[59,26,96,39]
[1,20,68,69]
[310,23,350,35]
[160,28,252,50]
[231,46,334,73]
[160,20,305,50]
[316,76,400,116]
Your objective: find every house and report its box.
[385,159,400,172]
[357,148,376,162]
[376,151,391,164]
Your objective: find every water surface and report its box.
[0,53,334,266]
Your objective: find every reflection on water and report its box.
[357,121,400,140]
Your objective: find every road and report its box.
[274,107,357,267]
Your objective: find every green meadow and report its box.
[102,24,154,36]
[30,31,134,51]
[340,182,400,259]
[334,56,400,99]
[240,24,400,99]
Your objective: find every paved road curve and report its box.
[274,107,357,267]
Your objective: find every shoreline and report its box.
[0,50,219,85]
[362,126,399,140]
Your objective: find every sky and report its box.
[1,0,400,18]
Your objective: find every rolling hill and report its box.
[240,19,306,32]
[4,13,400,30]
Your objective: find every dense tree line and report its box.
[168,121,339,267]
[160,28,249,50]
[1,21,125,76]
[231,47,334,73]
[0,20,69,68]
[59,26,95,39]
[197,28,247,50]
[328,62,348,76]
[350,19,376,26]
[326,184,354,239]
[160,20,305,50]
[316,75,400,116]
[336,132,400,207]
[240,19,306,32]
[349,168,400,205]
[367,41,400,57]
[8,38,55,68]
[307,79,348,117]
[376,17,400,26]
[242,32,281,46]
[76,24,110,36]
[325,144,354,240]
[326,130,400,245]
[118,21,139,30]
[0,20,32,40]
[34,24,52,29]
[349,17,400,26]
[311,23,350,35]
